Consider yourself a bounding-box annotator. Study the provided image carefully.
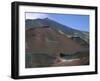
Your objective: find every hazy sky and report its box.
[25,12,89,32]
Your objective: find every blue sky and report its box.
[26,12,89,32]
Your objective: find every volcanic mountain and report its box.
[26,18,89,43]
[25,18,89,68]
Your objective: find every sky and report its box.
[25,12,89,32]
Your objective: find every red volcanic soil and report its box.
[25,26,89,68]
[26,27,83,54]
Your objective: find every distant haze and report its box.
[25,12,89,32]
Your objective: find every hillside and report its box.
[25,18,89,68]
[26,18,89,43]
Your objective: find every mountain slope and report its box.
[25,18,89,43]
[25,26,89,68]
[25,18,89,68]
